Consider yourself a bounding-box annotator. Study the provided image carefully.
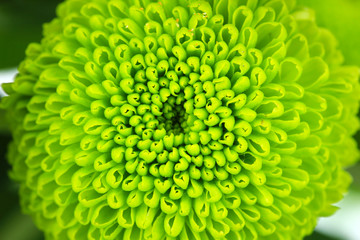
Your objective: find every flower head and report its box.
[1,0,360,239]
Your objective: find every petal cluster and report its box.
[1,0,360,240]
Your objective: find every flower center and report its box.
[162,100,188,135]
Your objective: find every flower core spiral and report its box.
[1,0,360,239]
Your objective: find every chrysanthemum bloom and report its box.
[2,0,360,239]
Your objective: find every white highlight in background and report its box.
[0,68,17,97]
[316,189,360,240]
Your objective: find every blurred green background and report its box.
[0,0,359,239]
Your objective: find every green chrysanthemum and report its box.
[1,0,360,239]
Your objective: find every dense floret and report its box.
[1,0,360,239]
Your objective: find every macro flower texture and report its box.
[1,0,360,239]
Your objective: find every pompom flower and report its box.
[1,0,360,239]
